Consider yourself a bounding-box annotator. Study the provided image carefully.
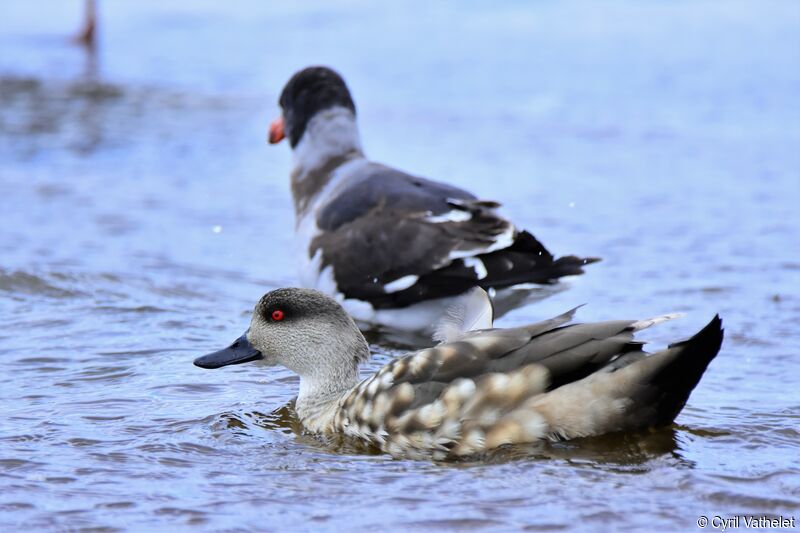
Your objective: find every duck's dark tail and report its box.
[634,315,725,427]
[529,315,724,440]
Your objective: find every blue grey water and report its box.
[1,1,799,530]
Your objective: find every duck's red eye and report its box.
[271,309,285,321]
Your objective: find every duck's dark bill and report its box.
[194,333,263,369]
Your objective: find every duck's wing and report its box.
[310,163,597,309]
[337,310,723,458]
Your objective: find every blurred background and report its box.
[1,1,799,531]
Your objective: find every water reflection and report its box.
[0,76,118,156]
[216,401,692,468]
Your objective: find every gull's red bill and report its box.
[268,116,285,144]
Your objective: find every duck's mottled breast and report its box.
[331,325,559,459]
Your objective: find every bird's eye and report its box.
[271,309,285,321]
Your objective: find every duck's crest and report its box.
[433,287,495,343]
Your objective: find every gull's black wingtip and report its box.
[549,255,602,278]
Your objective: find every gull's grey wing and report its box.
[311,163,596,308]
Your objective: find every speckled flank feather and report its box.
[330,310,723,459]
[334,353,550,460]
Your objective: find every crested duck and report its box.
[267,66,599,333]
[194,288,724,460]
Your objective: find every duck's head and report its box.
[268,66,357,148]
[194,288,369,382]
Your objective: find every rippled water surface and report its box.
[1,1,799,530]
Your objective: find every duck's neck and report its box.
[295,364,361,433]
[290,107,364,216]
[293,324,370,433]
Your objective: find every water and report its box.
[1,1,799,530]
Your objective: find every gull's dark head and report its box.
[268,66,357,148]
